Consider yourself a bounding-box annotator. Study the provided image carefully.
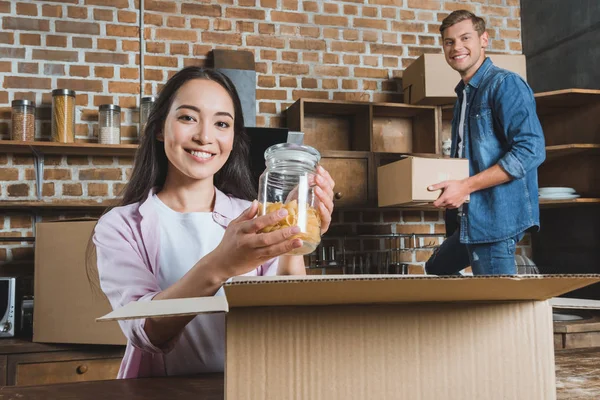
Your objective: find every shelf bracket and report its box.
[30,146,44,200]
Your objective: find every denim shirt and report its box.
[451,57,546,244]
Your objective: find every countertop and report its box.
[0,349,598,399]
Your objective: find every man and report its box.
[425,10,546,276]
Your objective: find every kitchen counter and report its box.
[0,349,598,399]
[0,374,223,400]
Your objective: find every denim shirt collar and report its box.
[454,57,494,94]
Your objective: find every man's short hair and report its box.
[439,10,486,37]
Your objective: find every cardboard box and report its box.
[402,54,528,105]
[34,220,126,345]
[100,274,600,400]
[377,156,469,207]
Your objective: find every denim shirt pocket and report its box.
[470,106,493,141]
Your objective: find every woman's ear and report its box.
[156,131,164,141]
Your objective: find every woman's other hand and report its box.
[211,201,303,278]
[314,165,335,234]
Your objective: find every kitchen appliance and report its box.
[0,277,30,338]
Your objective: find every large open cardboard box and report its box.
[377,156,469,207]
[402,54,528,105]
[99,274,600,399]
[34,220,126,345]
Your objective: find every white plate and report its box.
[538,187,576,195]
[539,193,581,200]
[538,187,575,194]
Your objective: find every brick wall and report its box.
[0,0,528,270]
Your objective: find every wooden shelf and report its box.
[320,150,370,159]
[540,198,600,208]
[545,144,600,161]
[535,89,600,115]
[0,140,138,157]
[0,200,117,211]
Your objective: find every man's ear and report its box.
[480,31,489,48]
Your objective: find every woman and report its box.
[93,67,335,378]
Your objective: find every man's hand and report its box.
[428,179,471,209]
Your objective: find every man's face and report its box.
[442,19,489,80]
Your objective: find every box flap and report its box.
[97,296,228,322]
[224,274,600,308]
[550,297,600,310]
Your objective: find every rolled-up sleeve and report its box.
[93,213,177,354]
[494,74,546,179]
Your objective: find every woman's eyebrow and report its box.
[176,105,233,119]
[215,111,234,119]
[176,104,200,112]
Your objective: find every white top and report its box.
[152,194,227,376]
[457,88,467,158]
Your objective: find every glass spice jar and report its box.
[11,100,36,141]
[257,143,322,256]
[51,89,76,143]
[139,96,155,138]
[98,104,121,144]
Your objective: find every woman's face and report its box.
[161,78,235,185]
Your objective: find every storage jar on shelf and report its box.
[257,143,322,255]
[139,96,155,137]
[11,100,36,141]
[51,89,76,143]
[98,104,121,145]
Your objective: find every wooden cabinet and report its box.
[535,89,600,206]
[10,352,122,386]
[286,99,440,208]
[0,338,124,387]
[318,152,370,207]
[531,89,600,299]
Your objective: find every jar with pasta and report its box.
[51,89,76,143]
[257,143,321,256]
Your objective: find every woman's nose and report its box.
[194,121,214,144]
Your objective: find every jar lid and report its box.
[52,89,76,97]
[141,96,156,103]
[11,100,35,107]
[264,143,321,164]
[99,104,121,112]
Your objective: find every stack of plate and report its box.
[538,187,580,200]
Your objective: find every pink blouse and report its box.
[93,188,278,378]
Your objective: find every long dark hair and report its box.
[122,67,256,204]
[86,67,256,296]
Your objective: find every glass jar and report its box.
[257,143,322,256]
[11,100,36,141]
[98,104,121,144]
[51,89,76,143]
[139,96,155,137]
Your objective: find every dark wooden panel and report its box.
[7,348,124,386]
[538,154,600,197]
[371,115,413,153]
[14,357,121,386]
[0,140,138,157]
[539,101,600,146]
[0,374,224,400]
[0,338,122,356]
[535,89,600,114]
[212,49,255,70]
[319,157,369,207]
[412,108,437,154]
[285,100,303,132]
[0,355,6,386]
